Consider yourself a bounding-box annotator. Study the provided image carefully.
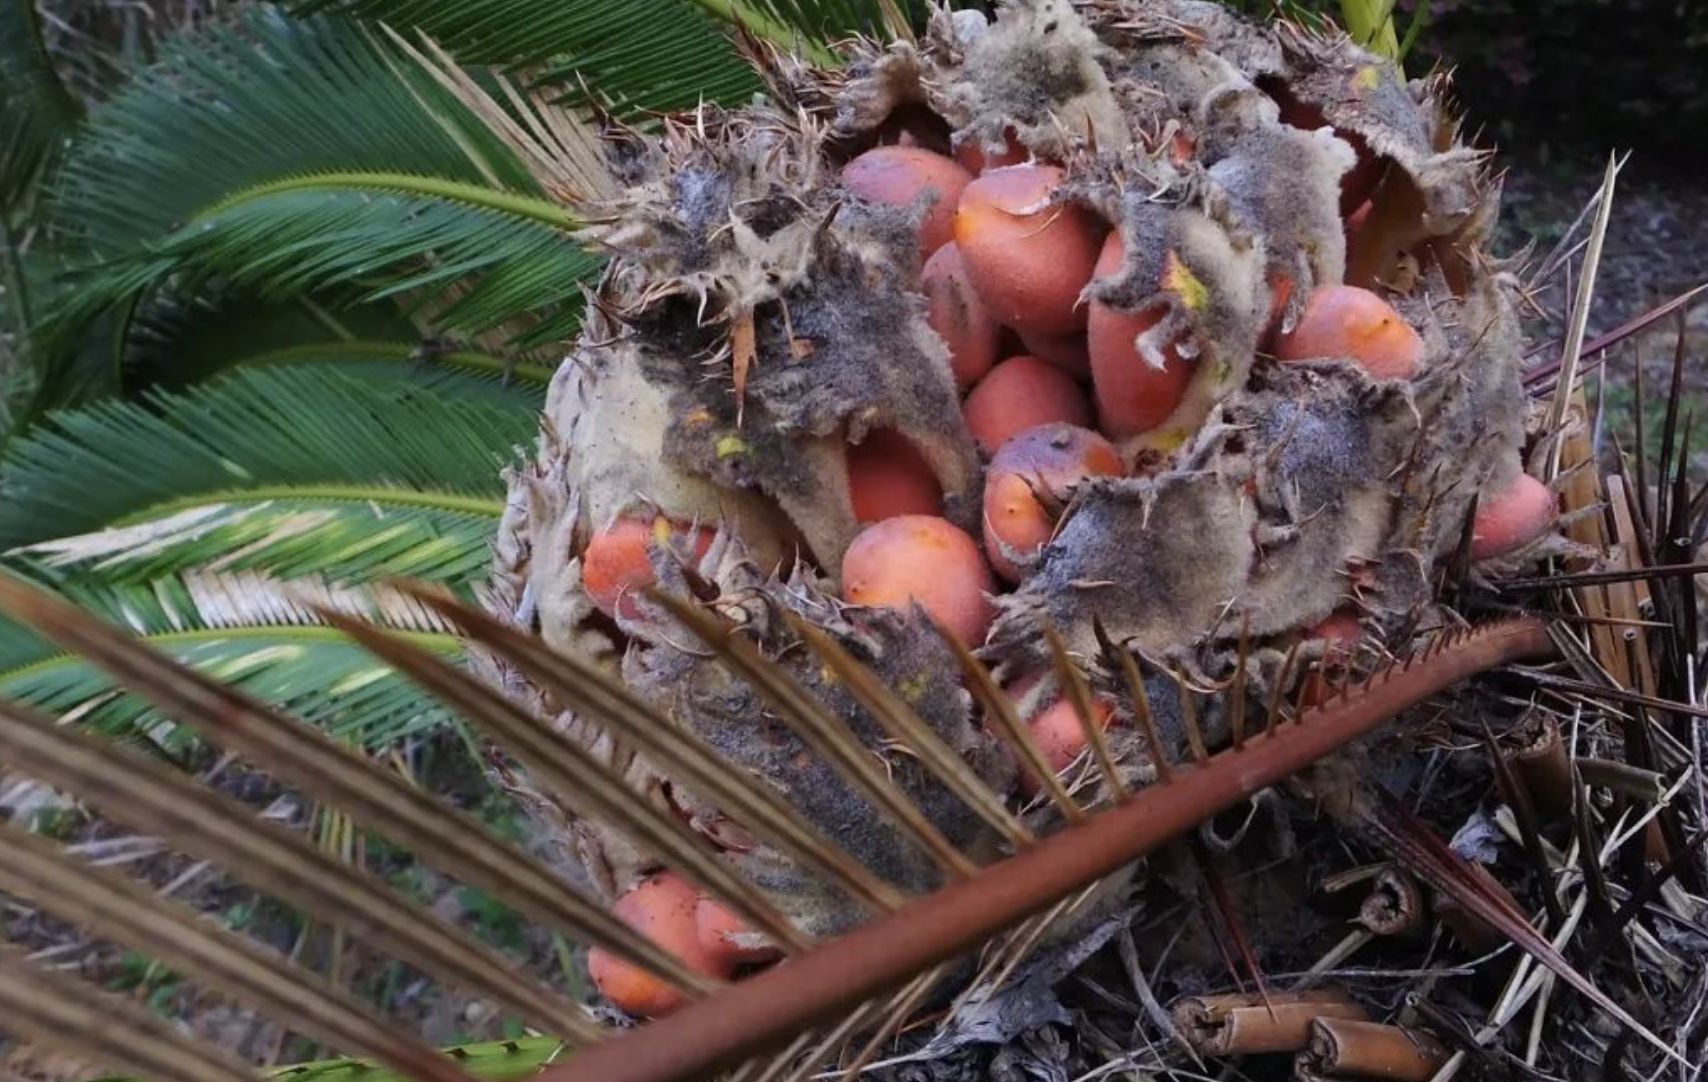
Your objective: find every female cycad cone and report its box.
[1470,473,1557,560]
[843,145,975,257]
[922,242,1001,389]
[695,896,783,968]
[1274,284,1425,380]
[581,517,715,622]
[1088,233,1193,436]
[1018,689,1118,795]
[480,0,1552,1023]
[840,515,996,646]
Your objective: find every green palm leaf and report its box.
[305,0,765,109]
[0,0,80,216]
[144,335,556,411]
[115,265,558,405]
[231,340,556,395]
[121,291,422,392]
[52,10,539,257]
[0,364,526,554]
[294,0,910,111]
[1,0,84,434]
[56,171,596,352]
[26,10,598,416]
[0,239,59,433]
[0,562,460,749]
[24,502,506,589]
[0,364,526,745]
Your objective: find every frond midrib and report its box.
[199,171,581,231]
[111,485,508,526]
[241,340,557,386]
[0,625,462,687]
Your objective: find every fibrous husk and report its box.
[623,569,1015,937]
[578,108,985,574]
[485,0,1533,939]
[989,261,1525,672]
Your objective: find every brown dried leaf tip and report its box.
[1298,1017,1447,1082]
[1175,989,1369,1056]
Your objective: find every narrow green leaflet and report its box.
[120,290,553,400]
[52,10,540,256]
[295,0,820,112]
[1,0,83,432]
[27,10,589,419]
[230,341,557,399]
[0,564,460,748]
[55,179,596,351]
[121,291,419,392]
[0,0,80,214]
[0,365,518,744]
[0,365,526,551]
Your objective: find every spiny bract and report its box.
[480,0,1549,1020]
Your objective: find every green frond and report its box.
[0,365,529,551]
[3,292,132,438]
[51,10,540,256]
[23,12,598,421]
[22,502,505,590]
[55,177,597,350]
[0,239,58,431]
[236,340,557,391]
[121,291,420,392]
[121,287,553,406]
[0,563,460,749]
[295,0,881,111]
[1,0,84,433]
[206,171,579,228]
[120,285,556,412]
[0,0,80,215]
[249,1037,565,1081]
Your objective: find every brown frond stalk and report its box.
[539,618,1554,1082]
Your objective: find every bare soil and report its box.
[1499,155,1708,336]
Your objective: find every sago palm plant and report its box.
[0,0,1421,748]
[1,0,867,741]
[5,1,1702,1082]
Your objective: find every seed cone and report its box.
[480,0,1541,1019]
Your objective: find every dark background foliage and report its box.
[965,0,1708,170]
[33,0,1708,171]
[1403,0,1708,170]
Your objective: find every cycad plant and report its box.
[5,1,1702,1082]
[1,0,868,741]
[0,4,573,743]
[0,0,1422,747]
